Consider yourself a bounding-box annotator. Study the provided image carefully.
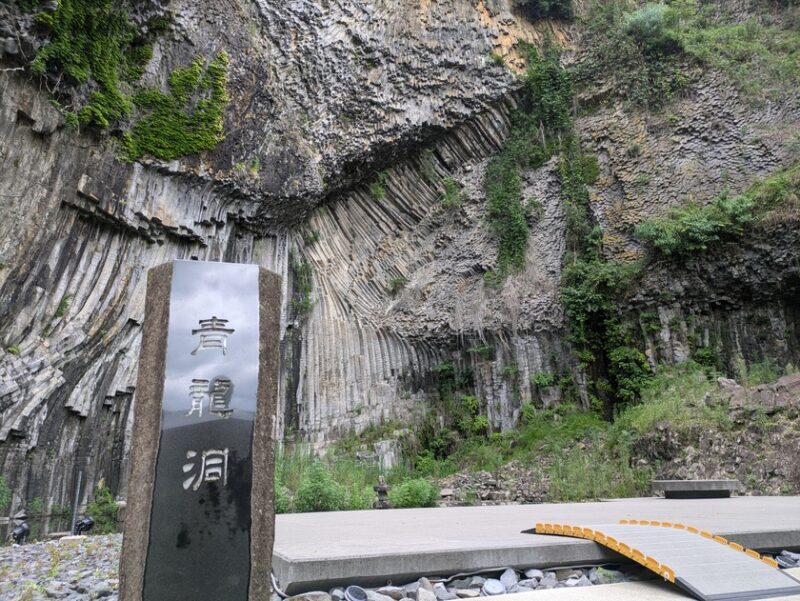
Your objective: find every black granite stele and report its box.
[120,260,281,601]
[143,261,259,600]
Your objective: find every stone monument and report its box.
[119,260,281,601]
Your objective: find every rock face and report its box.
[1,0,799,518]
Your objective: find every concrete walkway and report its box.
[273,496,800,593]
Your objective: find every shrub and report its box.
[388,478,439,508]
[623,3,682,54]
[518,0,575,22]
[607,346,651,406]
[532,372,556,387]
[293,462,346,512]
[343,484,374,510]
[635,193,754,256]
[84,484,119,534]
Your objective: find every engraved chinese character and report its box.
[208,376,233,418]
[185,377,234,418]
[191,316,234,355]
[182,448,229,491]
[186,379,209,417]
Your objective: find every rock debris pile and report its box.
[280,565,644,601]
[0,535,121,601]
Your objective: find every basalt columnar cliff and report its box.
[0,0,798,513]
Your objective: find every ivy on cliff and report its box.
[31,0,159,127]
[483,39,650,415]
[29,0,230,160]
[122,53,230,161]
[559,142,649,417]
[485,42,573,277]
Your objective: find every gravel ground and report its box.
[0,535,121,601]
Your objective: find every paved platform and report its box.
[273,496,800,594]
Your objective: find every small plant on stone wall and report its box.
[387,275,408,296]
[289,250,314,322]
[420,148,439,185]
[369,172,388,201]
[0,476,10,514]
[467,344,494,360]
[54,294,70,318]
[6,345,20,355]
[441,177,464,208]
[531,372,557,388]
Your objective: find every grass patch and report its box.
[55,294,70,318]
[441,177,464,208]
[610,361,728,437]
[275,447,435,512]
[547,439,650,501]
[369,172,388,201]
[387,275,409,296]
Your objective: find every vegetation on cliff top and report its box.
[576,0,800,107]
